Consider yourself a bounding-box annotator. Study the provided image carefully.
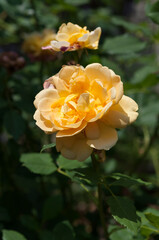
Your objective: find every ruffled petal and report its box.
[78,33,89,42]
[85,64,123,103]
[102,95,138,128]
[85,63,111,86]
[109,69,123,103]
[58,22,81,35]
[34,89,59,108]
[85,122,100,140]
[86,27,101,49]
[56,132,93,161]
[89,101,112,122]
[50,40,70,51]
[56,121,87,137]
[33,110,55,132]
[58,65,79,84]
[86,121,118,150]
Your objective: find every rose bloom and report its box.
[34,63,138,161]
[22,29,56,61]
[42,22,101,52]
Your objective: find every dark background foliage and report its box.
[0,0,159,239]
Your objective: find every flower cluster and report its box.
[22,29,57,61]
[42,22,101,52]
[0,51,25,73]
[34,63,138,161]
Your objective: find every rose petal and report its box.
[86,121,118,150]
[38,98,55,112]
[56,120,87,137]
[85,122,100,140]
[78,33,89,42]
[56,132,93,161]
[34,110,55,132]
[34,89,59,108]
[86,27,101,49]
[102,95,139,128]
[50,40,70,51]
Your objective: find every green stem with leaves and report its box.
[91,152,109,240]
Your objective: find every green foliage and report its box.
[102,34,146,55]
[1,1,159,240]
[57,155,90,170]
[107,196,140,233]
[146,1,159,24]
[107,173,151,188]
[40,143,56,152]
[2,230,27,240]
[20,153,57,175]
[52,221,75,240]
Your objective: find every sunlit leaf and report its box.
[2,230,27,240]
[20,153,57,175]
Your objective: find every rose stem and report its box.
[91,152,109,239]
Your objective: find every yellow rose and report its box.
[43,22,101,52]
[22,29,56,60]
[34,63,138,161]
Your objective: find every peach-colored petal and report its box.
[50,40,70,51]
[58,65,79,84]
[86,121,118,150]
[77,93,90,112]
[56,120,87,137]
[38,98,55,112]
[51,76,69,96]
[85,122,100,140]
[58,22,81,35]
[34,110,55,132]
[102,95,138,128]
[86,27,101,49]
[78,33,89,42]
[89,101,112,122]
[85,63,111,87]
[109,69,123,103]
[34,89,59,108]
[56,33,69,41]
[56,132,93,161]
[90,80,107,104]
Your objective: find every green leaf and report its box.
[42,195,63,222]
[145,212,159,229]
[20,153,57,175]
[2,230,27,240]
[64,0,89,6]
[130,65,158,84]
[110,228,134,240]
[53,221,75,240]
[146,1,159,24]
[4,110,26,140]
[138,101,159,127]
[140,225,159,237]
[102,34,146,55]
[108,173,150,188]
[40,143,56,153]
[57,155,90,170]
[107,196,140,233]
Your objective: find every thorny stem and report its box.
[91,152,109,240]
[57,168,98,206]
